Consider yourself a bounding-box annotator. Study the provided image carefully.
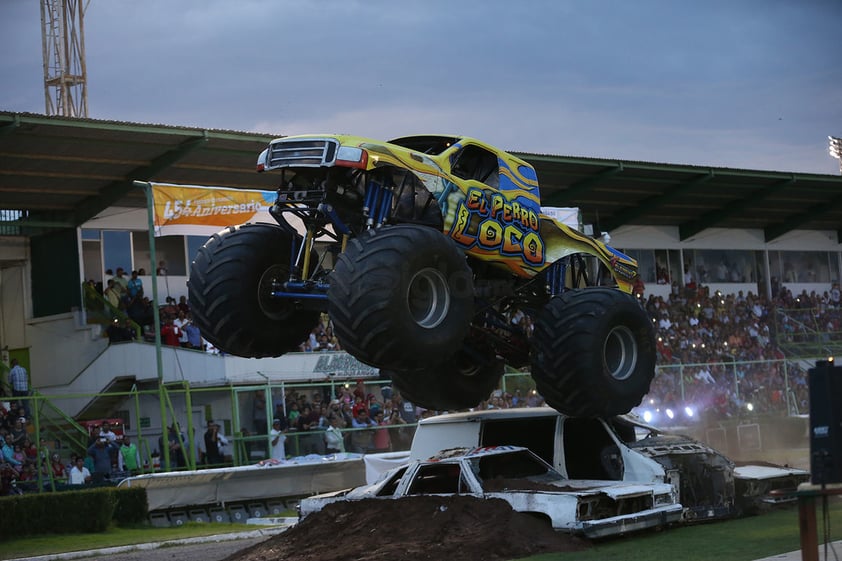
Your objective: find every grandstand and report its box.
[1,110,841,477]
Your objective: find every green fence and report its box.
[5,354,818,495]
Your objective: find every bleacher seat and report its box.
[168,510,189,526]
[189,508,209,523]
[227,504,248,523]
[209,507,230,523]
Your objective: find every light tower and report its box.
[830,136,842,174]
[40,0,89,117]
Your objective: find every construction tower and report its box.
[40,0,89,117]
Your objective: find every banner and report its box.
[149,183,277,237]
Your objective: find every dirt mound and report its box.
[226,495,589,561]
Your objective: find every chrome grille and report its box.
[267,139,338,168]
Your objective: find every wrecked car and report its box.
[402,408,809,521]
[301,445,682,538]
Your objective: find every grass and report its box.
[1,522,272,560]
[519,498,842,561]
[3,502,840,561]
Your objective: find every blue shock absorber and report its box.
[363,179,382,226]
[376,189,393,225]
[547,260,567,296]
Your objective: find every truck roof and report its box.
[417,407,560,425]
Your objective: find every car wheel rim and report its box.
[407,267,450,329]
[604,325,638,381]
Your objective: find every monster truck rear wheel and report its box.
[188,223,320,358]
[328,225,473,371]
[530,288,655,418]
[387,343,504,410]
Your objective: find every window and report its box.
[770,250,835,284]
[376,466,408,497]
[102,230,132,274]
[450,145,499,188]
[133,233,188,276]
[685,249,758,283]
[406,464,463,495]
[621,249,682,286]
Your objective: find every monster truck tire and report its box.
[530,288,656,418]
[188,223,320,358]
[387,344,504,410]
[328,225,473,371]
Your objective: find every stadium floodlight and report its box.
[830,136,842,173]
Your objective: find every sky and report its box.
[1,0,841,174]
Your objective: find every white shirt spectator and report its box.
[270,427,286,461]
[695,367,715,384]
[68,464,91,484]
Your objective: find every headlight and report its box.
[336,146,368,168]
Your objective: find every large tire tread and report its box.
[328,225,473,370]
[531,287,655,418]
[188,223,320,358]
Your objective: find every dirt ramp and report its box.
[225,495,589,561]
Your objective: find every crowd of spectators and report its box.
[637,280,842,423]
[15,267,834,496]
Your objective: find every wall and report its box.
[27,312,107,388]
[0,263,28,351]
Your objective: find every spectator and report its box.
[173,311,190,348]
[371,410,391,452]
[161,297,178,320]
[68,456,91,485]
[126,289,147,326]
[8,359,29,417]
[252,390,268,434]
[158,423,186,470]
[203,421,227,466]
[118,435,141,474]
[296,405,324,455]
[269,419,286,461]
[98,421,118,443]
[324,415,345,454]
[103,279,121,309]
[87,437,119,483]
[1,434,21,471]
[111,267,129,299]
[106,318,134,343]
[49,453,67,482]
[160,318,181,347]
[349,408,376,453]
[184,317,203,349]
[8,418,27,449]
[127,270,143,299]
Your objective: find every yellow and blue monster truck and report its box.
[188,135,655,418]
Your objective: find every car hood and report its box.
[626,434,728,459]
[733,464,809,481]
[546,479,673,499]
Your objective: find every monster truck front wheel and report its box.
[387,342,504,410]
[188,223,320,358]
[530,288,656,418]
[328,225,473,371]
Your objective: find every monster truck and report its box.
[187,135,656,417]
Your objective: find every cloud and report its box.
[2,0,840,174]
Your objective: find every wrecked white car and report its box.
[403,408,809,521]
[301,445,683,539]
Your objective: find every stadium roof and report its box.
[2,111,842,242]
